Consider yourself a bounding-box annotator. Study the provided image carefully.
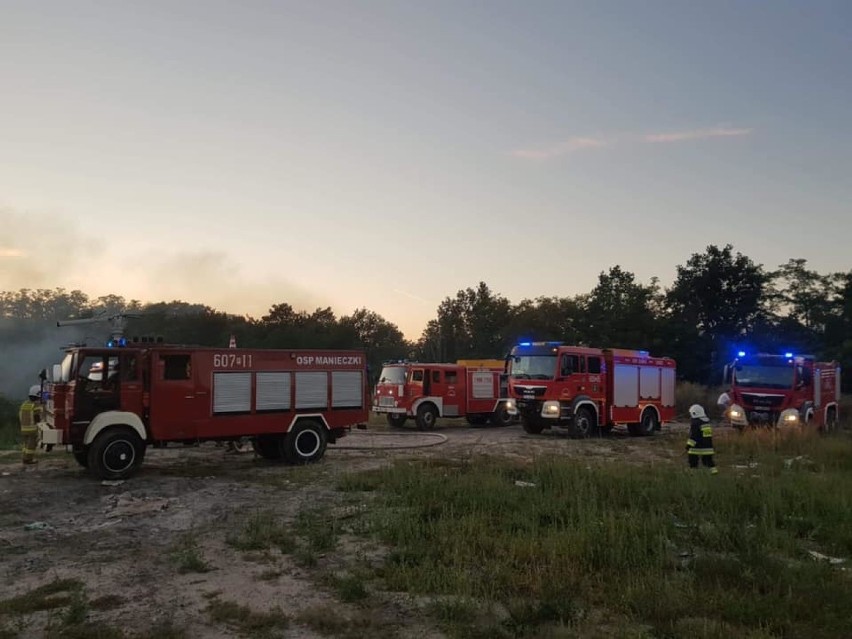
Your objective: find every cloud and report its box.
[511,126,752,160]
[0,248,26,258]
[642,127,753,143]
[511,136,609,160]
[392,288,433,305]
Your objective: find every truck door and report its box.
[148,352,207,441]
[441,369,461,416]
[559,353,586,398]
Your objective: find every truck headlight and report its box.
[778,409,800,427]
[728,404,747,425]
[504,399,517,414]
[541,401,560,418]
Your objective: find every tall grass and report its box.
[342,433,852,637]
[0,394,19,450]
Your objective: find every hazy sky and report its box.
[1,0,850,339]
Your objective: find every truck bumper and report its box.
[371,406,406,415]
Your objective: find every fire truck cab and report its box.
[719,351,840,430]
[508,341,677,438]
[39,344,369,479]
[372,361,515,429]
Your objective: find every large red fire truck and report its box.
[507,341,677,437]
[372,360,516,429]
[718,350,840,430]
[39,343,370,479]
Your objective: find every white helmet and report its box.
[28,385,41,399]
[688,404,707,420]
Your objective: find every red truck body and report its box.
[720,352,841,430]
[371,361,515,429]
[507,341,677,438]
[40,344,369,479]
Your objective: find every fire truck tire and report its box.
[283,421,327,464]
[387,414,408,428]
[87,426,146,480]
[253,435,284,460]
[635,409,658,437]
[72,449,89,468]
[490,407,514,427]
[825,408,837,433]
[569,406,597,439]
[415,404,438,431]
[521,417,545,434]
[466,414,489,426]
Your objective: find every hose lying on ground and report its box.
[332,430,449,450]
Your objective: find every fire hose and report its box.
[331,430,449,450]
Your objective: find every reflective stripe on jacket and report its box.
[19,401,42,431]
[686,417,714,455]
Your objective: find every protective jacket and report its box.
[19,400,41,431]
[686,417,713,455]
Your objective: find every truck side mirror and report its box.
[722,365,730,385]
[39,368,47,381]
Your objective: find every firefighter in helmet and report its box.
[686,404,718,474]
[19,385,43,465]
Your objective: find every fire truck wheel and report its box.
[637,409,659,436]
[521,417,545,434]
[415,404,438,431]
[87,427,146,480]
[253,435,284,460]
[570,406,597,439]
[387,414,408,428]
[283,421,327,464]
[490,407,514,427]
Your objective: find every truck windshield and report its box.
[734,365,795,390]
[510,356,556,380]
[378,366,406,385]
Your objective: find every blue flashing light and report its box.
[107,337,127,348]
[519,342,531,347]
[737,350,746,357]
[784,352,793,358]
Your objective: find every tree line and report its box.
[1,244,850,397]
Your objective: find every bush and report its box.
[676,382,725,420]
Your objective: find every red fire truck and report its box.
[372,361,516,429]
[38,344,369,479]
[507,341,676,437]
[718,351,840,430]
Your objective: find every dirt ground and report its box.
[0,417,693,638]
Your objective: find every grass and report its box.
[340,429,852,638]
[226,511,297,554]
[170,531,211,573]
[0,579,83,616]
[294,605,393,638]
[206,599,289,638]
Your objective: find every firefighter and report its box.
[686,404,718,474]
[19,385,43,465]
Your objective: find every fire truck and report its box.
[372,360,516,429]
[719,350,840,430]
[39,342,370,480]
[507,342,676,438]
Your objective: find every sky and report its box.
[1,0,850,340]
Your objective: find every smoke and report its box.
[0,206,101,291]
[115,248,326,318]
[0,320,90,399]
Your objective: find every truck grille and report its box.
[513,386,546,398]
[742,394,784,409]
